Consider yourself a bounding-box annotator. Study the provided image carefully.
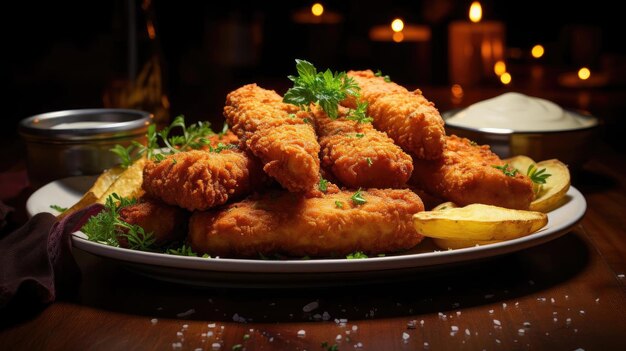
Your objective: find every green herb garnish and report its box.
[366,157,373,167]
[50,204,67,212]
[375,69,391,83]
[347,251,368,259]
[527,163,552,195]
[493,163,519,177]
[319,178,329,193]
[209,142,237,153]
[321,342,339,351]
[334,200,343,209]
[345,101,373,123]
[284,59,369,123]
[355,133,365,138]
[351,188,366,205]
[81,194,155,251]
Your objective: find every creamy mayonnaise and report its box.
[445,92,597,132]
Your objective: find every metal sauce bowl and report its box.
[19,108,152,187]
[442,108,599,170]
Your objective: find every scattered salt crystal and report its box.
[515,302,519,307]
[456,311,462,316]
[451,326,459,332]
[176,309,196,318]
[345,331,351,335]
[618,274,625,278]
[352,325,358,332]
[518,328,525,336]
[546,332,550,336]
[355,342,363,348]
[172,342,182,350]
[580,310,586,315]
[424,341,430,348]
[574,328,578,333]
[553,312,558,316]
[465,329,471,336]
[402,332,410,341]
[523,322,531,327]
[176,332,183,338]
[537,297,546,302]
[566,318,572,325]
[565,295,569,300]
[151,318,158,325]
[303,301,319,312]
[488,309,494,314]
[495,339,501,344]
[207,331,214,337]
[336,334,342,341]
[550,298,556,304]
[502,303,507,308]
[297,329,306,338]
[211,342,221,350]
[595,298,600,303]
[573,348,585,351]
[269,337,274,342]
[201,333,207,338]
[553,318,558,323]
[493,319,501,326]
[195,348,203,351]
[407,320,417,329]
[420,320,425,327]
[182,324,188,330]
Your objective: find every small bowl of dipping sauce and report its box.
[19,108,152,187]
[443,92,599,169]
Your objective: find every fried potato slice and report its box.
[505,155,536,174]
[432,237,502,250]
[413,204,548,241]
[529,159,570,213]
[97,157,147,203]
[432,201,458,211]
[56,165,126,219]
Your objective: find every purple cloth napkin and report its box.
[0,204,103,308]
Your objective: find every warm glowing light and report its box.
[392,31,404,42]
[494,61,506,76]
[391,18,404,33]
[311,3,324,17]
[531,44,544,58]
[500,72,512,85]
[578,67,591,80]
[451,84,464,98]
[147,20,156,39]
[469,2,482,23]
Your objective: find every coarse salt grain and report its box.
[208,323,216,328]
[493,319,501,326]
[465,329,471,336]
[488,309,494,314]
[502,303,507,308]
[518,329,525,336]
[618,274,625,278]
[303,301,319,312]
[580,310,586,315]
[407,320,417,329]
[352,325,358,332]
[336,334,342,341]
[182,324,188,330]
[297,330,306,338]
[172,342,182,350]
[595,298,600,303]
[451,326,459,332]
[211,342,221,350]
[355,342,363,348]
[151,318,158,325]
[424,341,430,348]
[566,318,572,325]
[553,318,558,323]
[550,298,556,304]
[523,322,531,327]
[420,320,425,327]
[456,311,462,316]
[495,339,501,344]
[402,332,410,341]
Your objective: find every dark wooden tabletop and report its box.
[2,91,626,351]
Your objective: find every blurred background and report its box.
[3,0,625,154]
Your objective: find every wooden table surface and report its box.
[2,106,626,350]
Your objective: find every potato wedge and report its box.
[56,165,126,220]
[432,237,502,250]
[413,204,548,241]
[530,159,570,213]
[504,155,536,174]
[97,157,147,203]
[432,201,458,211]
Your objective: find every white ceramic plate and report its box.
[26,176,587,287]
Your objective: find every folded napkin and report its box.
[0,204,103,309]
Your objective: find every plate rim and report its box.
[27,177,587,274]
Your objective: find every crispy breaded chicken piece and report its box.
[410,135,534,210]
[224,84,321,193]
[188,189,424,258]
[205,129,239,147]
[311,105,413,188]
[118,197,189,248]
[142,149,267,211]
[342,70,446,160]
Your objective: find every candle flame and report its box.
[469,2,482,23]
[391,18,404,33]
[494,61,506,76]
[531,44,544,59]
[578,67,591,80]
[311,3,324,17]
[500,72,512,85]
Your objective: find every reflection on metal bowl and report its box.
[19,108,152,188]
[442,109,600,170]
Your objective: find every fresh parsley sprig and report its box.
[284,59,371,123]
[375,69,391,83]
[493,163,519,177]
[527,163,552,195]
[81,193,156,251]
[351,188,366,205]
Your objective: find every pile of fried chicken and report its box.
[120,70,534,258]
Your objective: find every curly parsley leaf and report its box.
[351,188,366,205]
[346,251,368,259]
[284,59,364,120]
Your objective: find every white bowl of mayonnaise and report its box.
[442,92,599,169]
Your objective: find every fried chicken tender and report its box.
[188,189,424,258]
[118,197,189,248]
[342,70,446,160]
[410,135,534,210]
[205,129,239,147]
[142,149,267,211]
[224,84,321,193]
[311,105,413,188]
